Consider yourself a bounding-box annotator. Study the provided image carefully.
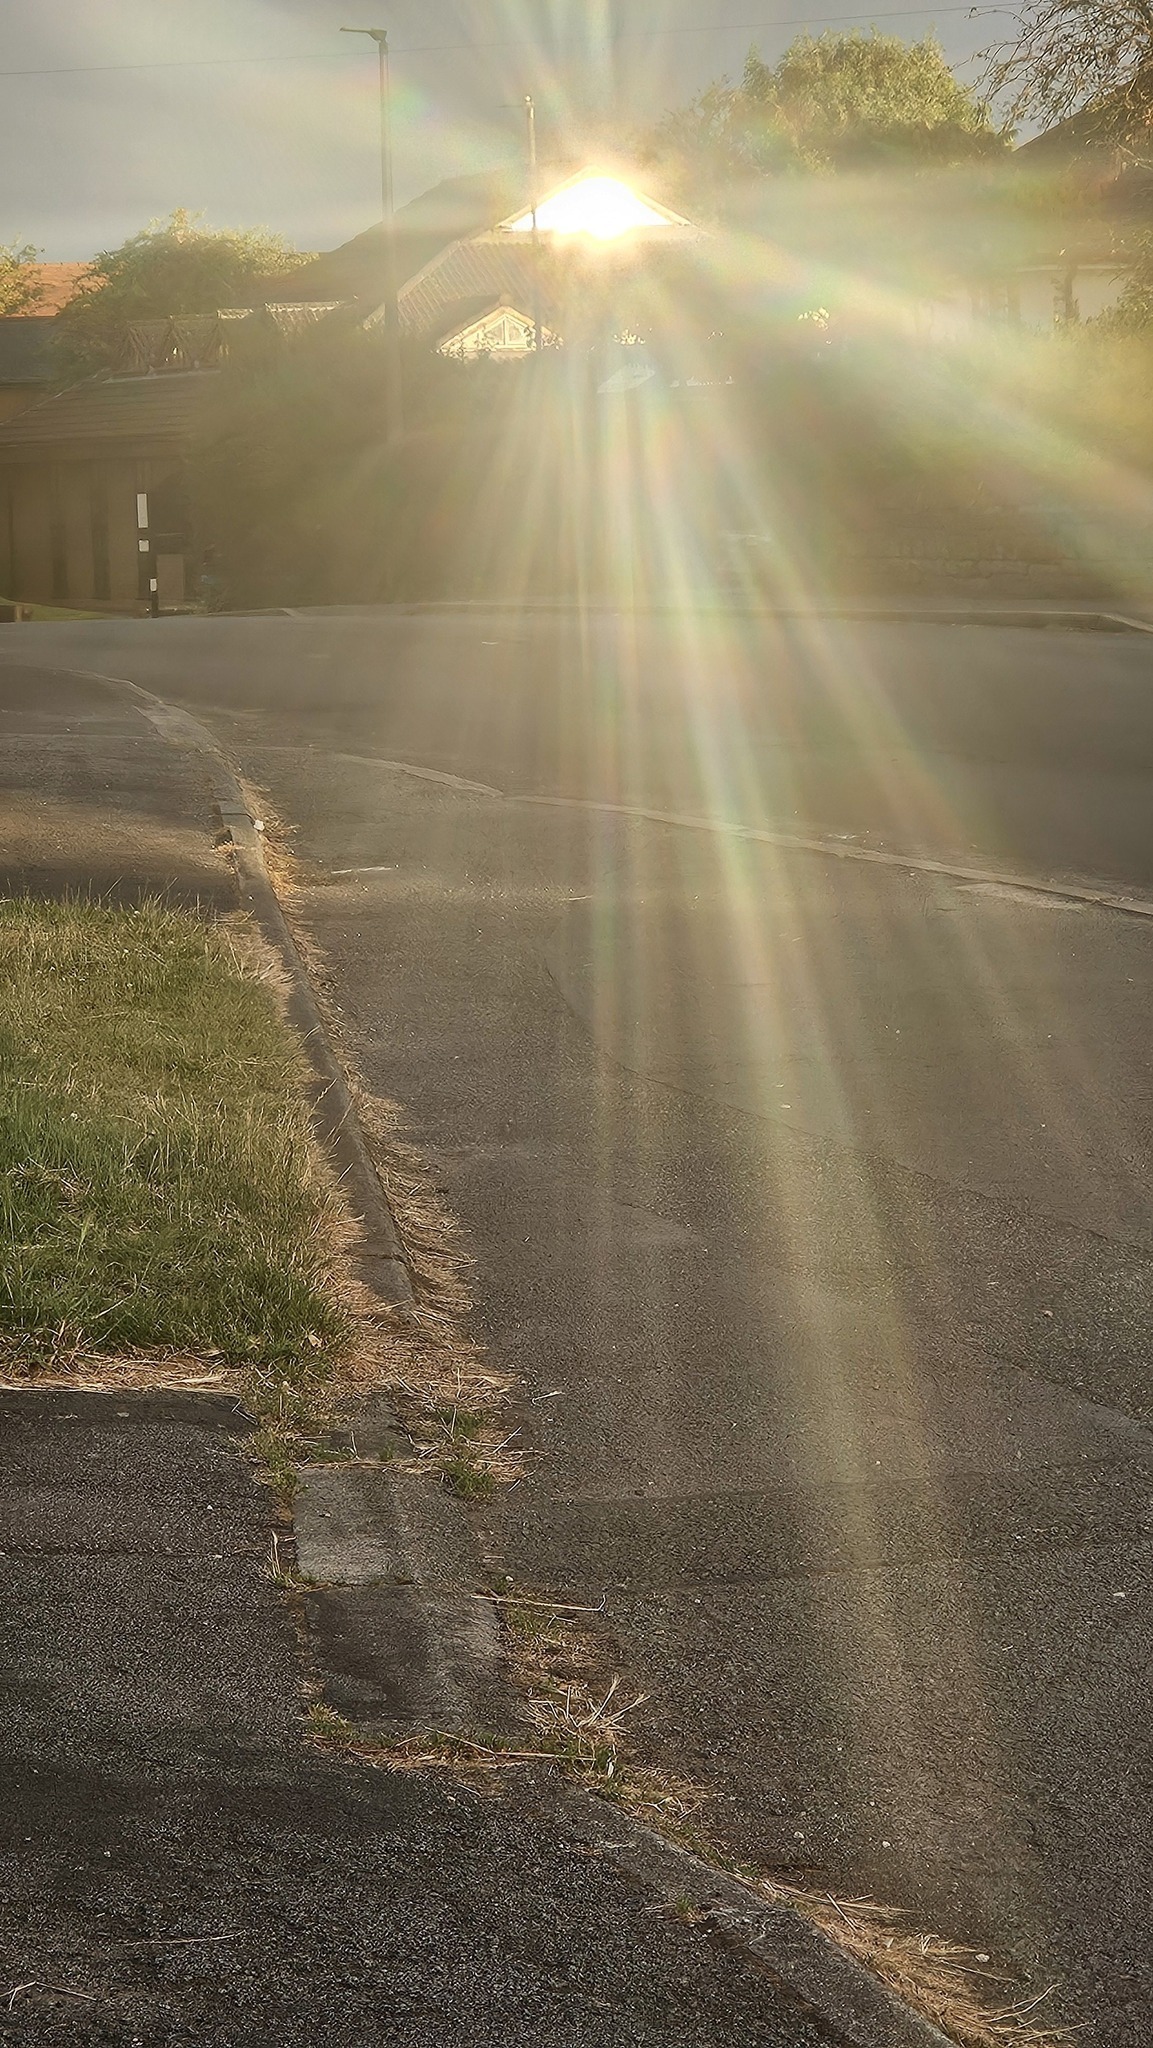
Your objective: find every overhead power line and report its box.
[0,6,1009,84]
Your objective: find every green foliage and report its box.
[0,898,350,1370]
[1100,277,1153,330]
[749,33,1005,168]
[54,209,308,377]
[190,306,1153,611]
[647,31,1007,196]
[1092,229,1153,332]
[0,240,44,316]
[190,321,523,607]
[1030,322,1153,466]
[441,1451,497,1500]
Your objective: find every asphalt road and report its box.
[0,669,841,2048]
[4,610,1152,2044]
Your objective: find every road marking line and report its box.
[41,675,1153,922]
[514,793,1153,920]
[263,747,503,798]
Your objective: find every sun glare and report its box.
[507,175,672,241]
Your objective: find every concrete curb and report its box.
[113,679,413,1309]
[273,596,1153,632]
[91,665,968,2048]
[565,1793,958,2048]
[293,1451,512,1734]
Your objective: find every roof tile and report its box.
[0,370,217,451]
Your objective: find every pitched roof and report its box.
[423,294,507,346]
[1015,94,1153,168]
[0,370,217,455]
[258,160,697,329]
[256,163,550,304]
[386,169,703,338]
[11,262,90,316]
[394,238,547,335]
[0,317,57,385]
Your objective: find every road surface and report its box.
[5,608,1152,2045]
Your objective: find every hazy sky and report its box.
[0,1,1003,259]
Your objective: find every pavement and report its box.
[2,614,1152,2045]
[2,1390,834,2048]
[0,667,856,2047]
[0,663,229,906]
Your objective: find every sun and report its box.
[506,175,674,242]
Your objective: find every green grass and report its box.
[0,898,352,1373]
[0,593,107,622]
[441,1450,497,1501]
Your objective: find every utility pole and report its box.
[341,25,404,443]
[525,94,543,353]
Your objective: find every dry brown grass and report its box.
[510,1599,1071,2044]
[0,1353,242,1394]
[244,793,528,1496]
[244,783,474,1324]
[742,1879,1069,2048]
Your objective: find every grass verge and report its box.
[0,594,107,622]
[0,897,353,1381]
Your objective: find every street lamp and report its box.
[525,94,542,353]
[341,25,403,444]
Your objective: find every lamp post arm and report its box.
[341,24,404,442]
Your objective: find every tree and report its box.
[646,32,1007,197]
[982,0,1153,140]
[1091,224,1153,324]
[55,210,308,377]
[189,320,500,607]
[0,240,45,316]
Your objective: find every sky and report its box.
[0,1,1009,260]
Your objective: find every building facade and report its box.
[0,372,212,611]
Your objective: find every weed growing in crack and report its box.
[264,1531,316,1590]
[441,1451,498,1501]
[247,1423,300,1502]
[432,1403,485,1442]
[307,1704,356,1744]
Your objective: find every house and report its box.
[394,170,697,356]
[0,262,88,421]
[429,297,557,359]
[0,368,214,611]
[0,167,702,610]
[0,305,351,611]
[259,163,700,355]
[1000,103,1153,328]
[0,319,58,424]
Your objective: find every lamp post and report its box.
[525,94,542,353]
[341,24,403,443]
